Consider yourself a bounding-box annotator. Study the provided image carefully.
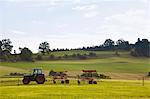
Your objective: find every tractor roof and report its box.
[82,70,96,72]
[33,68,42,70]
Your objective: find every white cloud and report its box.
[4,0,61,7]
[72,6,86,10]
[84,11,99,18]
[72,4,99,18]
[104,9,150,29]
[73,0,81,4]
[57,23,68,28]
[141,0,150,4]
[96,9,150,40]
[72,4,98,11]
[11,30,26,35]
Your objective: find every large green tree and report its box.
[39,41,50,54]
[116,39,130,50]
[103,39,115,50]
[0,39,13,61]
[20,47,33,61]
[131,38,150,57]
[1,39,13,52]
[0,41,2,56]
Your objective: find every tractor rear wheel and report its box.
[53,80,56,84]
[65,80,69,84]
[35,75,45,84]
[77,80,80,85]
[22,78,30,84]
[93,81,97,84]
[61,80,64,84]
[89,80,93,84]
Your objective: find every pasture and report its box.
[0,55,149,79]
[0,51,150,99]
[0,78,150,99]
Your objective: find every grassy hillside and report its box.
[33,50,130,59]
[0,51,150,79]
[1,57,149,73]
[40,50,128,56]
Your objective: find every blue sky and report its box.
[0,0,150,53]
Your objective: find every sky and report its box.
[0,0,150,53]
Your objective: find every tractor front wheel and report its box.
[93,81,97,84]
[61,80,64,84]
[77,80,80,85]
[89,80,93,84]
[36,75,45,84]
[22,78,30,84]
[65,80,69,84]
[53,80,56,84]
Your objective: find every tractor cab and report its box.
[33,68,43,75]
[22,68,45,84]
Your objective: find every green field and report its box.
[0,79,150,99]
[0,51,150,99]
[0,51,150,79]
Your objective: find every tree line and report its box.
[0,38,150,62]
[38,38,149,57]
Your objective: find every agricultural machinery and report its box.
[77,70,99,84]
[49,70,69,84]
[22,68,45,84]
[148,72,150,76]
[22,68,104,85]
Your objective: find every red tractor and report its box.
[77,70,99,84]
[49,70,69,84]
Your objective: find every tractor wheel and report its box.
[65,80,69,84]
[93,81,97,84]
[53,80,56,84]
[77,80,80,85]
[22,78,30,84]
[89,80,93,84]
[35,75,45,84]
[61,80,64,84]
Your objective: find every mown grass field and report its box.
[0,51,150,99]
[0,78,150,99]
